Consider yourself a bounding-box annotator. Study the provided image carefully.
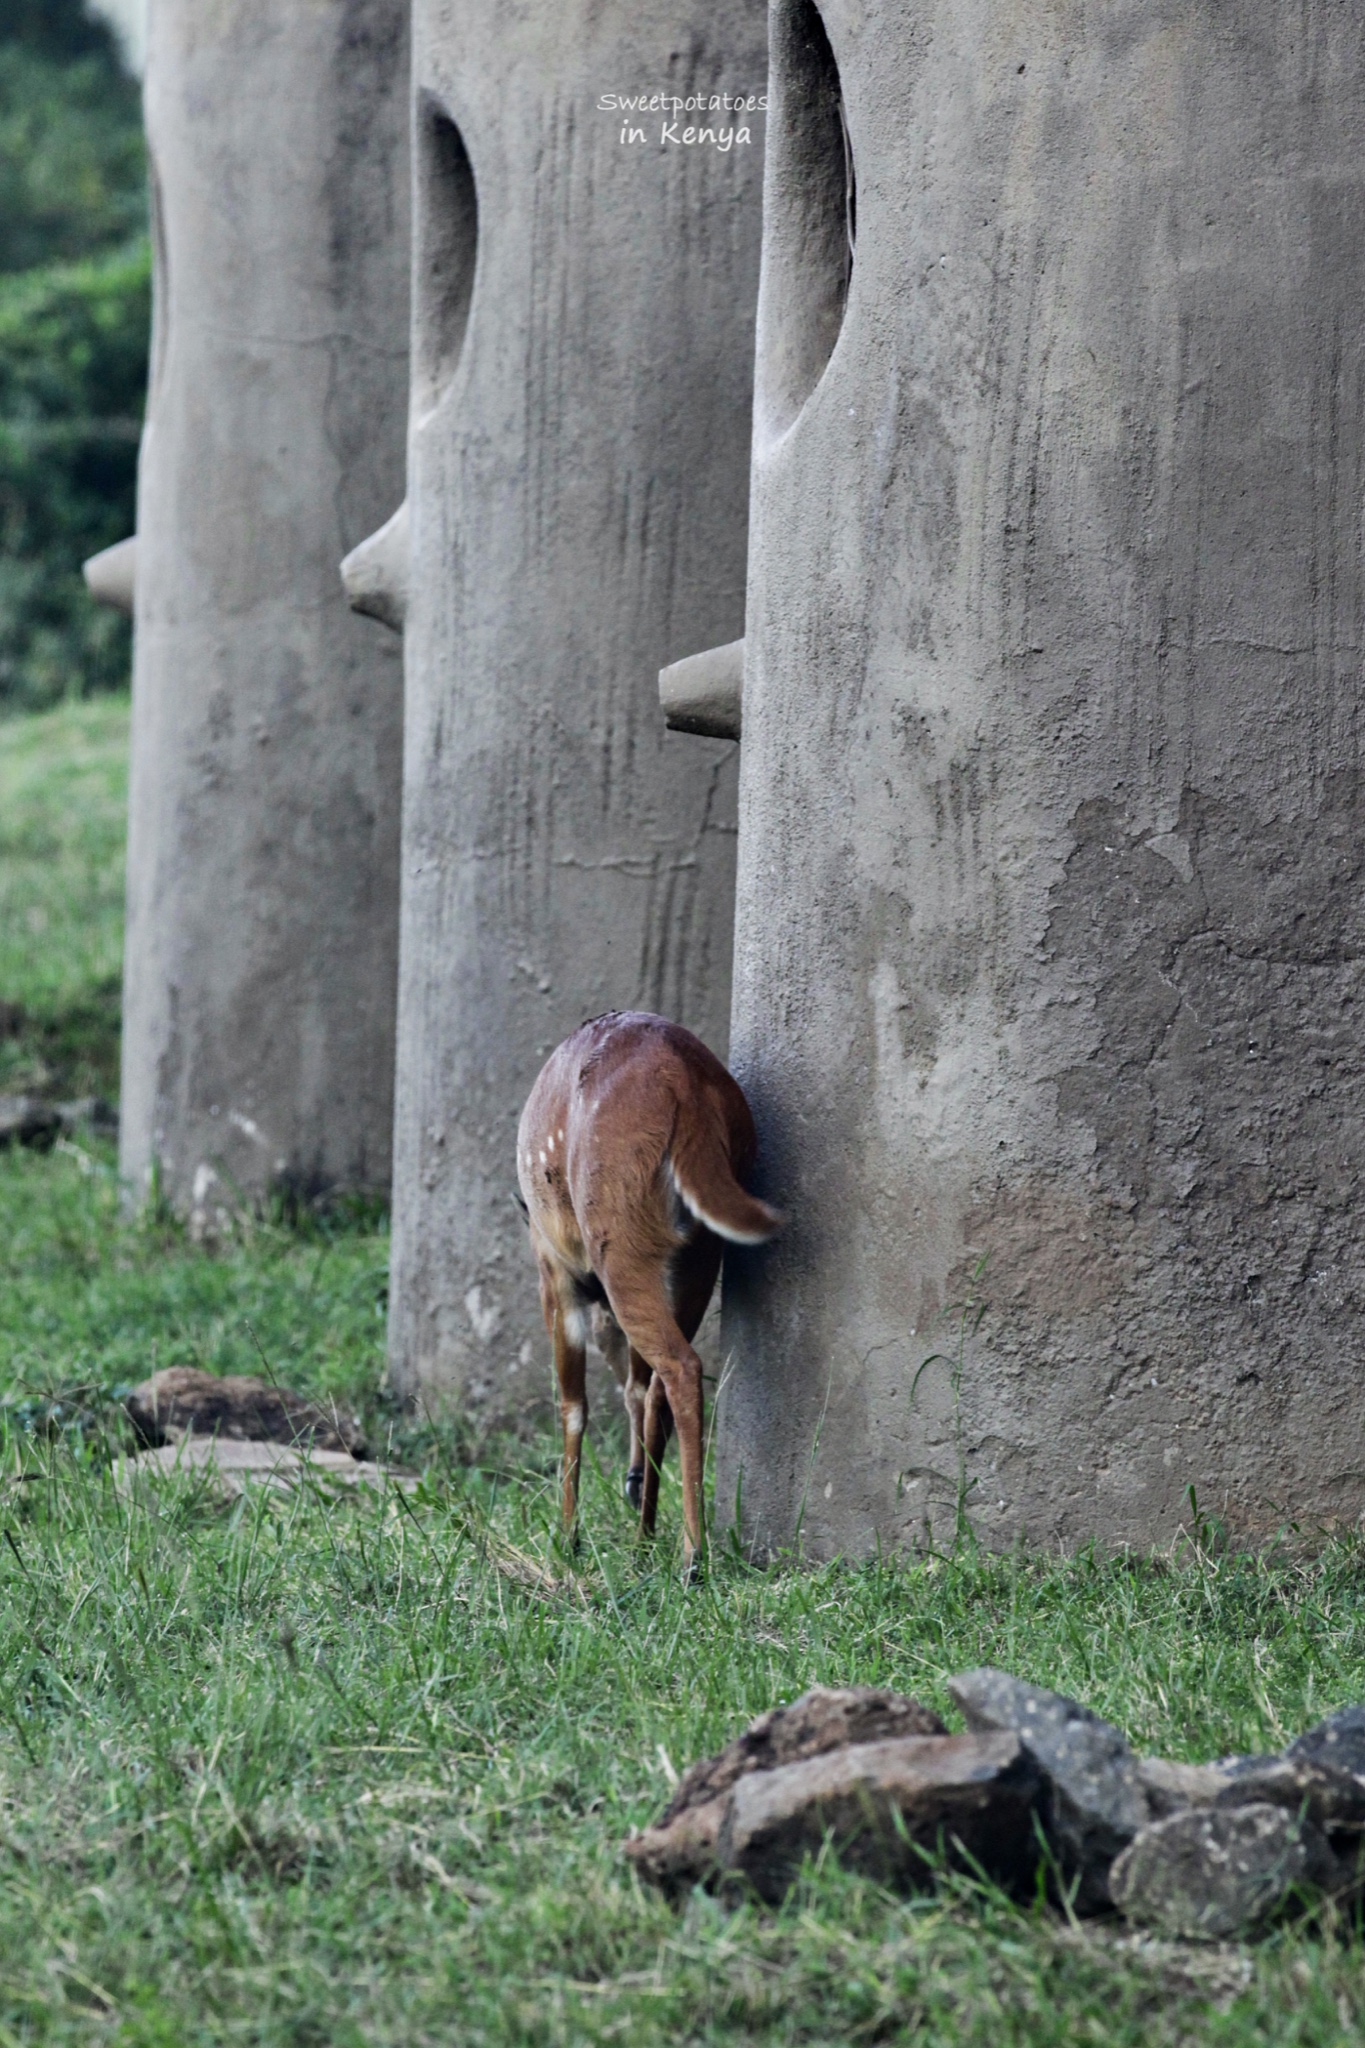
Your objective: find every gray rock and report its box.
[1136,1756,1244,1818]
[949,1668,1147,1911]
[116,1437,415,1499]
[0,1097,60,1150]
[1214,1756,1365,1835]
[125,1368,366,1460]
[1216,1752,1291,1781]
[716,1731,1042,1904]
[1287,1706,1365,1781]
[1110,1803,1333,1940]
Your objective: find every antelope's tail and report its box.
[670,1117,784,1246]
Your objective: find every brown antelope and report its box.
[516,1010,782,1572]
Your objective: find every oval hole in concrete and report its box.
[756,0,855,448]
[415,94,478,418]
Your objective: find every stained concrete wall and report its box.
[123,0,409,1225]
[388,2,765,1418]
[719,0,1365,1555]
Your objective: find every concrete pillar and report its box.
[720,0,1365,1555]
[388,3,765,1418]
[123,0,409,1224]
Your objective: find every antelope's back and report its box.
[518,1011,752,1237]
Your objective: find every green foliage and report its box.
[0,0,130,70]
[0,695,128,1098]
[0,0,147,714]
[0,42,144,275]
[0,249,149,712]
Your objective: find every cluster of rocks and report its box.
[0,1096,118,1150]
[627,1675,1365,1940]
[118,1367,413,1497]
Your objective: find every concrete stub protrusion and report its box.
[718,0,1365,1558]
[341,500,409,635]
[388,2,765,1424]
[83,535,137,615]
[660,639,745,740]
[122,0,410,1223]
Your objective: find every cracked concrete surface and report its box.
[718,0,1365,1555]
[121,0,409,1217]
[386,0,766,1422]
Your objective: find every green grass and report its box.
[5,701,1365,2043]
[0,692,127,1098]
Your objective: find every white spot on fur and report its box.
[562,1402,585,1436]
[562,1303,588,1347]
[538,1150,546,1166]
[547,1132,555,1152]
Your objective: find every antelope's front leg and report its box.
[553,1300,589,1537]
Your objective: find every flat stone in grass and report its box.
[115,1436,415,1498]
[125,1367,366,1459]
[715,1731,1043,1905]
[1110,1803,1336,1940]
[948,1667,1148,1912]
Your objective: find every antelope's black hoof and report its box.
[625,1465,644,1511]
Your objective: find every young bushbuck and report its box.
[517,1010,782,1572]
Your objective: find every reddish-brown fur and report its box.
[516,1010,782,1571]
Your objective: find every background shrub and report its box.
[0,0,147,715]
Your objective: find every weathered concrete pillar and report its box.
[720,0,1365,1554]
[123,0,409,1224]
[388,5,765,1417]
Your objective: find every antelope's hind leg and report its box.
[593,1305,646,1510]
[624,1348,654,1511]
[602,1273,706,1572]
[549,1281,589,1540]
[638,1359,674,1536]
